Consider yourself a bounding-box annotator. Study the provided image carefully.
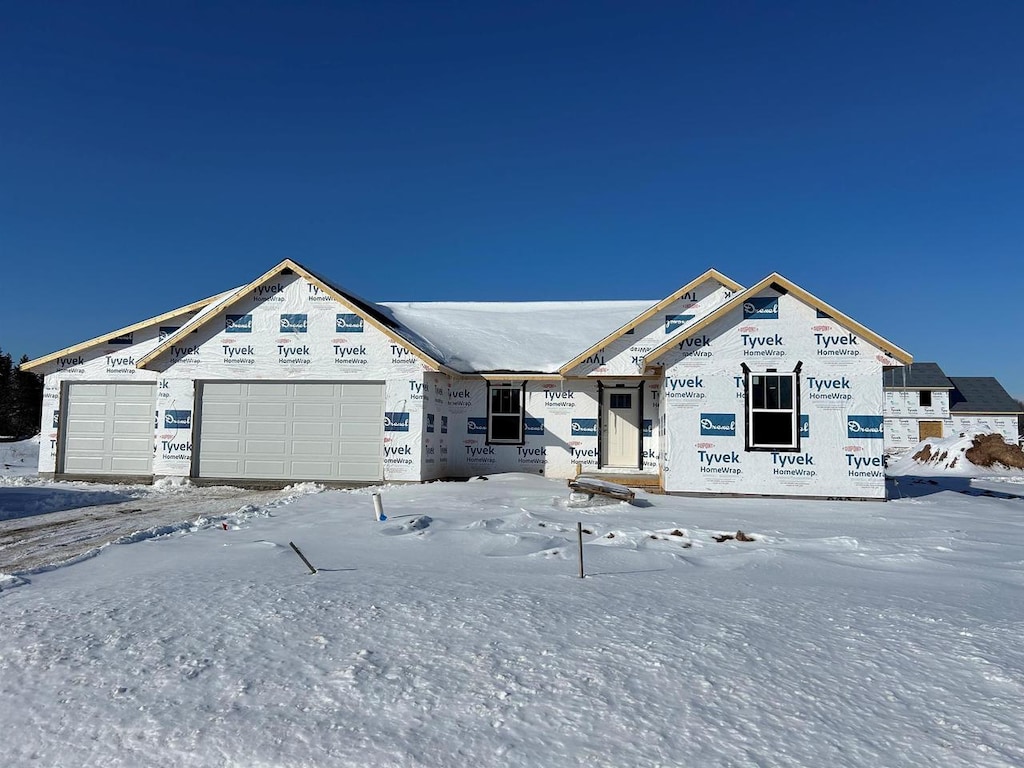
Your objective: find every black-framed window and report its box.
[488,382,525,444]
[919,390,932,407]
[746,370,800,450]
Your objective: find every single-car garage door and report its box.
[61,382,157,476]
[195,381,385,482]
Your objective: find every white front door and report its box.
[601,387,640,468]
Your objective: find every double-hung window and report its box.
[488,382,525,444]
[746,370,799,450]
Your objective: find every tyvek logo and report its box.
[384,412,410,432]
[108,332,134,345]
[467,417,488,435]
[571,419,598,436]
[847,415,884,439]
[280,314,308,333]
[165,410,192,430]
[643,419,652,437]
[700,413,736,436]
[336,314,364,333]
[665,314,695,334]
[800,414,810,438]
[159,326,180,342]
[524,418,545,436]
[426,413,435,433]
[225,314,253,333]
[743,297,779,319]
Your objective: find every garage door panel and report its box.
[294,384,337,398]
[246,383,288,397]
[292,421,334,437]
[197,381,385,482]
[62,382,156,476]
[245,421,288,436]
[200,421,241,435]
[243,440,287,455]
[294,402,337,418]
[114,401,152,418]
[112,437,152,453]
[204,382,243,396]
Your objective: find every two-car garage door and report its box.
[195,381,385,482]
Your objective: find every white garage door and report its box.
[61,382,156,476]
[196,381,385,482]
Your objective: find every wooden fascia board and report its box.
[136,259,298,368]
[644,273,913,366]
[21,291,232,372]
[137,258,449,372]
[557,269,744,374]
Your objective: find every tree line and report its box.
[0,348,43,438]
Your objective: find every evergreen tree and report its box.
[11,355,43,437]
[0,348,12,437]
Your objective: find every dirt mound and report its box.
[964,434,1024,469]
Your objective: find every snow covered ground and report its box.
[2,438,1024,767]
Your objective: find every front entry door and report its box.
[601,387,640,468]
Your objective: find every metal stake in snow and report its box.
[289,542,317,575]
[577,521,585,578]
[372,492,387,522]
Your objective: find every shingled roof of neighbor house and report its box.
[882,362,954,389]
[947,377,1024,414]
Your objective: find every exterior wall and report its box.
[884,389,951,419]
[659,292,891,499]
[420,372,451,481]
[944,415,1020,445]
[567,282,735,377]
[440,378,662,479]
[34,314,201,475]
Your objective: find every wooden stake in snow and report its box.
[289,541,317,574]
[577,521,585,579]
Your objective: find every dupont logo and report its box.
[384,412,410,432]
[743,297,779,319]
[665,314,695,334]
[336,314,365,333]
[165,410,192,430]
[700,413,736,436]
[280,314,308,333]
[524,417,545,436]
[642,419,652,437]
[426,413,435,433]
[467,417,488,435]
[440,415,448,434]
[800,414,810,438]
[159,326,180,342]
[571,418,598,437]
[107,332,134,345]
[847,415,884,439]
[225,314,253,333]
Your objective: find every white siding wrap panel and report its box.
[196,381,385,481]
[61,382,156,475]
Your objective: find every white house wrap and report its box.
[29,259,966,500]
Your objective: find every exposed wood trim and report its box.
[559,269,744,374]
[643,272,914,366]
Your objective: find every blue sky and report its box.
[2,1,1022,396]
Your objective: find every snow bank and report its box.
[888,433,1024,477]
[2,473,1024,766]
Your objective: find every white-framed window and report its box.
[488,382,525,444]
[746,369,799,450]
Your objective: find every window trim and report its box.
[486,381,526,445]
[743,364,801,452]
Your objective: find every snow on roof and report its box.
[381,300,657,373]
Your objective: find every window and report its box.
[746,370,799,450]
[919,390,932,407]
[609,392,632,409]
[488,382,525,444]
